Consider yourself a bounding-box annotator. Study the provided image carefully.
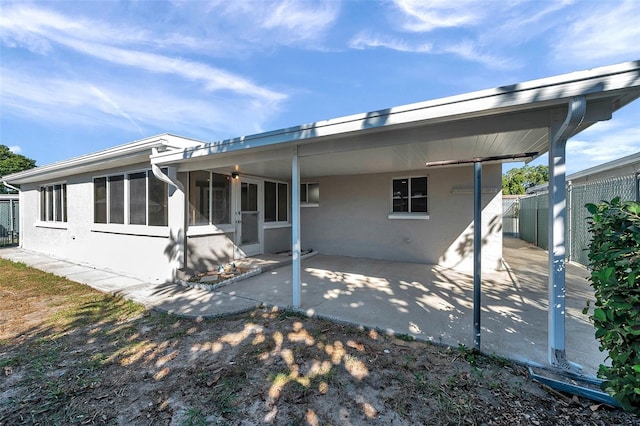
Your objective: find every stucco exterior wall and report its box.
[301,164,503,272]
[264,227,291,254]
[186,233,235,271]
[19,163,176,282]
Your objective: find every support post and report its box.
[291,146,301,309]
[473,161,482,350]
[548,97,585,372]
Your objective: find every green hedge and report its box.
[584,197,640,412]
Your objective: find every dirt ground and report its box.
[0,259,638,425]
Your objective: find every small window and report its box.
[147,170,168,227]
[301,182,319,206]
[264,180,288,223]
[40,183,67,222]
[128,172,147,225]
[108,175,125,224]
[391,176,428,216]
[94,177,107,223]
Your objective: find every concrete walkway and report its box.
[0,238,603,376]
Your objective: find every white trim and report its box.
[90,223,169,237]
[264,222,291,230]
[35,220,68,230]
[301,203,319,208]
[388,213,430,220]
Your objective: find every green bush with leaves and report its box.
[584,197,640,412]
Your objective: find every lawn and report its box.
[0,258,637,425]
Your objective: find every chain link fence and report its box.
[0,197,19,247]
[517,172,639,267]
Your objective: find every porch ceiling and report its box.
[209,127,549,180]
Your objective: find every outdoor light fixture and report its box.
[231,172,240,179]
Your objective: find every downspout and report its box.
[151,147,186,277]
[548,96,586,372]
[2,180,20,193]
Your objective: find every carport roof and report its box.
[4,60,640,184]
[149,60,640,179]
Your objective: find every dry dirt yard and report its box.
[0,258,638,425]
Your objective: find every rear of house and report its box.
[8,134,503,283]
[4,61,640,287]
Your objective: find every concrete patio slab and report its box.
[223,238,603,376]
[0,238,603,376]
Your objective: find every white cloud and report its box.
[392,0,485,32]
[441,41,517,70]
[553,0,640,65]
[262,0,339,41]
[0,5,285,103]
[567,123,640,172]
[8,146,22,154]
[0,69,282,139]
[349,31,432,53]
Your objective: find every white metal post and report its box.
[548,97,585,372]
[291,146,301,309]
[473,161,482,350]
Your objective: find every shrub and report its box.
[584,197,640,412]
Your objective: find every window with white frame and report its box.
[40,183,67,222]
[391,176,428,214]
[186,171,231,226]
[264,180,288,223]
[300,182,319,206]
[93,170,168,226]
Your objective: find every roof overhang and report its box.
[148,60,640,179]
[3,134,203,185]
[4,61,640,185]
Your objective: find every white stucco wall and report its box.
[19,163,177,282]
[300,164,503,272]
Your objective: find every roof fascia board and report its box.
[3,134,203,184]
[152,60,640,166]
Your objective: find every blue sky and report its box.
[1,0,639,175]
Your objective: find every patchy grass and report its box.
[1,258,638,425]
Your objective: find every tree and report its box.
[502,165,549,195]
[0,145,37,193]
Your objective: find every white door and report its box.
[235,177,263,257]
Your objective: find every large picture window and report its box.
[392,176,428,214]
[264,180,288,223]
[187,171,230,226]
[93,170,168,226]
[40,183,67,222]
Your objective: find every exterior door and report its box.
[235,177,263,257]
